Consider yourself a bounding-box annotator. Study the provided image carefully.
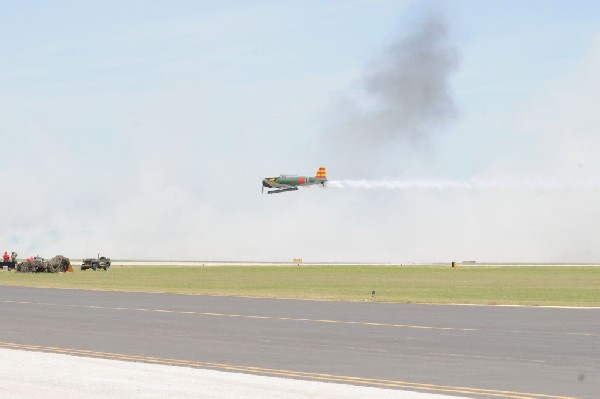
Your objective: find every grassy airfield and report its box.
[0,265,598,306]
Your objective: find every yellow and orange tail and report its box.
[315,166,326,179]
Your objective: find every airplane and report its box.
[262,167,327,194]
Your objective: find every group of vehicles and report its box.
[0,254,110,272]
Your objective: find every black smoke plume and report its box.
[327,9,459,175]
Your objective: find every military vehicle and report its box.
[81,255,111,271]
[16,255,72,273]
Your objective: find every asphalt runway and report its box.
[0,286,597,399]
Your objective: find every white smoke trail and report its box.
[327,178,600,191]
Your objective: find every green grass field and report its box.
[0,265,598,306]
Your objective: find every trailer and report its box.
[0,261,16,271]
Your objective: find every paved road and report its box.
[0,286,597,398]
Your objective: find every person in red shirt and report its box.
[3,252,10,262]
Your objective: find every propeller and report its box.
[261,178,274,194]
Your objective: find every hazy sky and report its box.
[2,1,600,262]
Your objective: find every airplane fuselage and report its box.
[262,167,327,194]
[263,175,325,189]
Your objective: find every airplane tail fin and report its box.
[315,166,326,179]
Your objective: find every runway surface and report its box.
[0,286,597,398]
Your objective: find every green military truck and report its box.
[81,255,111,271]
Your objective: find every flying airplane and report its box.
[262,167,327,194]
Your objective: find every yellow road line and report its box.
[0,341,578,399]
[1,300,475,331]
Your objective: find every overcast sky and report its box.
[2,1,600,262]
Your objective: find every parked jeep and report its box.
[81,255,111,271]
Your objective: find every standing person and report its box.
[11,252,17,263]
[2,252,9,262]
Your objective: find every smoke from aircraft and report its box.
[325,7,459,177]
[360,10,459,142]
[327,178,600,191]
